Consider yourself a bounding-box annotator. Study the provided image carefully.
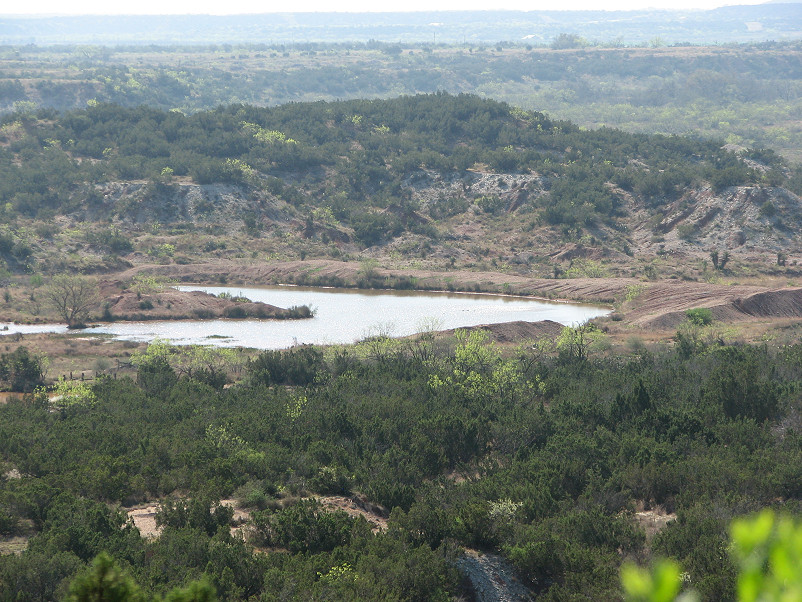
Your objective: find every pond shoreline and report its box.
[3,284,610,350]
[181,281,613,308]
[112,259,633,305]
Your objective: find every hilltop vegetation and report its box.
[0,92,799,296]
[2,42,801,160]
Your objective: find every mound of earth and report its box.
[735,288,802,318]
[103,289,302,322]
[440,320,564,343]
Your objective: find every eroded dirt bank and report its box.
[623,281,802,329]
[5,259,801,335]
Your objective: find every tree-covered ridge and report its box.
[2,331,802,599]
[0,93,773,236]
[3,42,801,160]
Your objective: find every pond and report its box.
[1,285,609,350]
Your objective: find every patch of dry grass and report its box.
[0,537,28,556]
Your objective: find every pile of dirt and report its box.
[440,320,564,343]
[735,287,802,318]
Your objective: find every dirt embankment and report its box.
[440,320,564,343]
[318,495,388,533]
[623,281,802,329]
[102,288,304,322]
[116,259,634,304]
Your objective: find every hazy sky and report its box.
[1,0,765,16]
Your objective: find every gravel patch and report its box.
[457,550,534,602]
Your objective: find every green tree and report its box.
[66,552,145,602]
[556,322,602,363]
[685,308,713,326]
[551,33,588,50]
[67,552,217,602]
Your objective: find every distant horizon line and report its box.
[0,4,774,18]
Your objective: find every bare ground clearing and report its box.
[635,504,677,545]
[127,505,162,539]
[0,537,28,556]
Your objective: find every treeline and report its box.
[0,94,777,244]
[2,330,802,599]
[2,42,801,158]
[7,44,801,111]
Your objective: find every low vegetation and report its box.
[2,327,802,599]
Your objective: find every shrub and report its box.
[248,346,324,386]
[252,499,353,553]
[685,307,713,326]
[0,346,46,392]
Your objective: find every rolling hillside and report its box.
[0,93,799,284]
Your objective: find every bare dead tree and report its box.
[45,274,100,328]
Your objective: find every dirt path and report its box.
[457,549,534,602]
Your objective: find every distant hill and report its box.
[1,94,800,280]
[1,5,801,45]
[2,41,801,162]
